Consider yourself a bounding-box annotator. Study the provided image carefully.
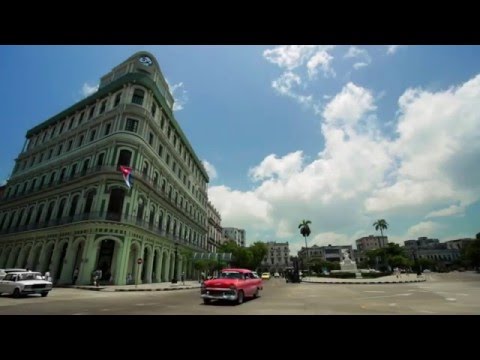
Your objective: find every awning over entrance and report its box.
[192,253,233,261]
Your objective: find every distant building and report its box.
[222,227,245,247]
[445,238,474,250]
[405,237,440,249]
[355,235,388,252]
[207,201,222,253]
[298,244,353,263]
[260,241,290,273]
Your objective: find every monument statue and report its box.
[340,248,358,273]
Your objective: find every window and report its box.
[99,100,106,114]
[78,135,84,147]
[174,134,177,147]
[151,103,157,117]
[167,126,171,138]
[160,116,165,129]
[49,172,56,186]
[68,117,74,129]
[158,144,163,157]
[172,162,176,172]
[70,164,77,178]
[166,154,170,165]
[118,150,132,167]
[97,153,104,167]
[39,175,45,188]
[104,123,112,136]
[81,159,90,176]
[149,132,154,146]
[114,92,121,107]
[57,144,63,156]
[59,122,64,134]
[90,129,96,142]
[132,89,145,105]
[88,105,95,119]
[78,111,84,124]
[125,118,138,132]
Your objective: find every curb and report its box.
[113,286,200,292]
[302,279,426,285]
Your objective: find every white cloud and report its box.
[425,205,465,219]
[81,83,98,97]
[249,151,303,182]
[0,179,7,186]
[366,74,480,213]
[386,45,403,55]
[322,82,377,127]
[344,46,371,70]
[166,80,188,111]
[353,62,368,70]
[263,45,334,70]
[211,74,480,250]
[272,72,312,106]
[307,50,335,78]
[202,160,218,180]
[406,221,445,238]
[208,185,273,230]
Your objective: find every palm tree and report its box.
[373,219,389,271]
[298,220,312,265]
[373,219,389,237]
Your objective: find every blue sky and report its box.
[1,45,479,254]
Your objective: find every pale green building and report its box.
[0,52,209,285]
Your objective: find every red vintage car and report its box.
[201,268,263,305]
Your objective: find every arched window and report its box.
[49,172,56,186]
[81,159,90,176]
[132,89,145,105]
[149,205,155,228]
[69,195,79,217]
[15,209,24,228]
[35,204,44,224]
[45,201,55,223]
[114,92,122,107]
[142,161,149,177]
[153,172,159,186]
[56,198,66,220]
[158,210,163,231]
[136,198,145,222]
[84,191,95,214]
[118,149,132,168]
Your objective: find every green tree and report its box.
[373,219,389,237]
[464,238,480,271]
[248,242,268,270]
[298,220,312,260]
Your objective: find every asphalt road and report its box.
[0,272,479,315]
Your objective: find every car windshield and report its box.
[220,272,243,279]
[18,272,44,281]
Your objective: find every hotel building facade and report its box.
[0,52,210,285]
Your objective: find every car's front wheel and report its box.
[203,298,211,305]
[253,288,259,298]
[237,290,244,305]
[13,288,21,298]
[41,292,49,297]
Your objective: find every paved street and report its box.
[0,272,479,315]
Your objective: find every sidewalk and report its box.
[302,274,426,285]
[70,280,202,292]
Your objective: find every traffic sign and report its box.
[137,258,143,265]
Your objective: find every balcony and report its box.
[0,211,206,252]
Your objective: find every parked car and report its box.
[274,272,280,278]
[0,268,27,280]
[0,271,52,298]
[261,272,271,280]
[201,268,263,305]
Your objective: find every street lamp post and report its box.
[171,243,178,284]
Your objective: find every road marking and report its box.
[389,303,397,307]
[446,298,456,301]
[135,303,145,306]
[418,310,435,314]
[72,312,88,315]
[364,291,385,293]
[360,293,413,299]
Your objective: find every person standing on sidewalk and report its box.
[181,271,185,285]
[73,268,79,284]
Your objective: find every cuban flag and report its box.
[119,165,134,188]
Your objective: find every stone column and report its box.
[155,247,163,283]
[58,238,76,284]
[145,247,154,284]
[78,235,97,285]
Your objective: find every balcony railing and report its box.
[0,211,207,252]
[1,165,206,229]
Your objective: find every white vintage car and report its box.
[0,272,53,298]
